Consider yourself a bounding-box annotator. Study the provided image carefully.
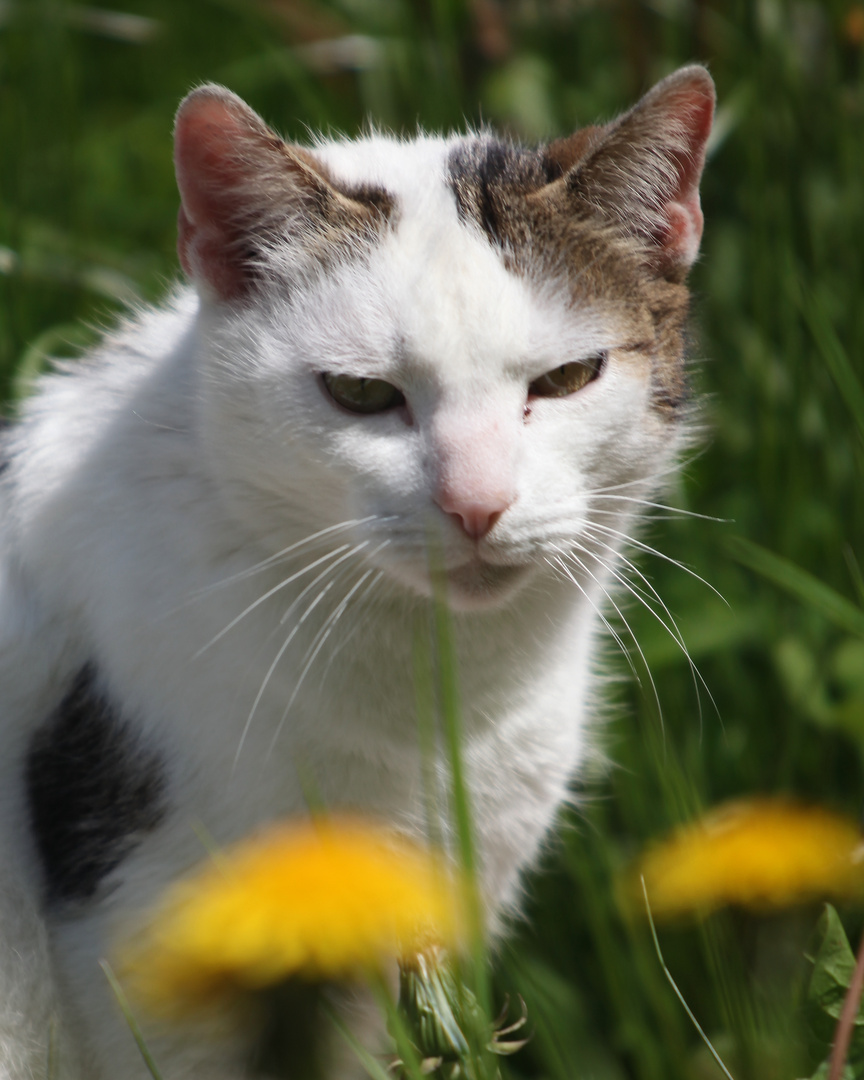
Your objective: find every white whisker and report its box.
[268,553,390,755]
[312,569,387,690]
[166,517,392,625]
[193,544,353,658]
[277,542,375,625]
[574,529,719,724]
[193,516,388,597]
[549,545,664,726]
[585,451,706,497]
[589,493,726,523]
[582,519,727,603]
[231,542,374,766]
[546,554,645,694]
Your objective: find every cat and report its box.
[0,65,714,1078]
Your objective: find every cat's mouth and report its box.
[368,538,536,610]
[442,557,533,610]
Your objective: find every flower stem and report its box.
[251,979,326,1080]
[828,923,864,1080]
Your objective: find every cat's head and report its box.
[174,70,713,611]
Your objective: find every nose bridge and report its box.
[430,396,519,537]
[435,411,513,495]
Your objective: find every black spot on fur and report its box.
[26,665,168,907]
[447,138,550,245]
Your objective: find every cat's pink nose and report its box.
[449,506,501,540]
[437,496,509,540]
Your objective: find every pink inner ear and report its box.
[659,199,704,268]
[655,78,715,270]
[175,95,257,220]
[173,89,273,301]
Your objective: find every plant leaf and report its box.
[807,906,864,1080]
[727,537,864,638]
[809,905,859,1024]
[801,288,864,441]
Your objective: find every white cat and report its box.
[0,66,714,1078]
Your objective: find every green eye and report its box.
[528,353,606,398]
[321,373,405,415]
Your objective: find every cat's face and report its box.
[178,74,713,610]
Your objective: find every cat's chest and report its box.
[28,542,590,913]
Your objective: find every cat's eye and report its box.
[321,372,406,415]
[528,353,606,398]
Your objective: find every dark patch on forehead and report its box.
[447,133,651,295]
[447,137,553,245]
[342,180,395,219]
[26,664,168,907]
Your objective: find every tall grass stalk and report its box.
[99,961,164,1080]
[422,538,495,1076]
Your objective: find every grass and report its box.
[3,0,864,1076]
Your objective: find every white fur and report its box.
[0,130,685,1079]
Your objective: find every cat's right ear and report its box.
[174,85,381,302]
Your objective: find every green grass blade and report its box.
[641,880,736,1080]
[412,629,444,851]
[45,1019,57,1080]
[430,598,493,1015]
[369,974,425,1080]
[801,288,864,440]
[425,534,493,1062]
[99,960,164,1080]
[727,536,864,638]
[430,590,478,883]
[327,1006,395,1080]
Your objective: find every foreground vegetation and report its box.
[3,0,864,1076]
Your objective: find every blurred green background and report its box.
[3,0,864,1076]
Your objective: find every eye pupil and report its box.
[528,353,606,399]
[322,373,405,415]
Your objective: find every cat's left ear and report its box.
[546,66,715,281]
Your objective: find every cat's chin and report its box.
[443,560,535,612]
[388,557,535,612]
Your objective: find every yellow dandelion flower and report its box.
[635,799,864,919]
[118,817,467,1016]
